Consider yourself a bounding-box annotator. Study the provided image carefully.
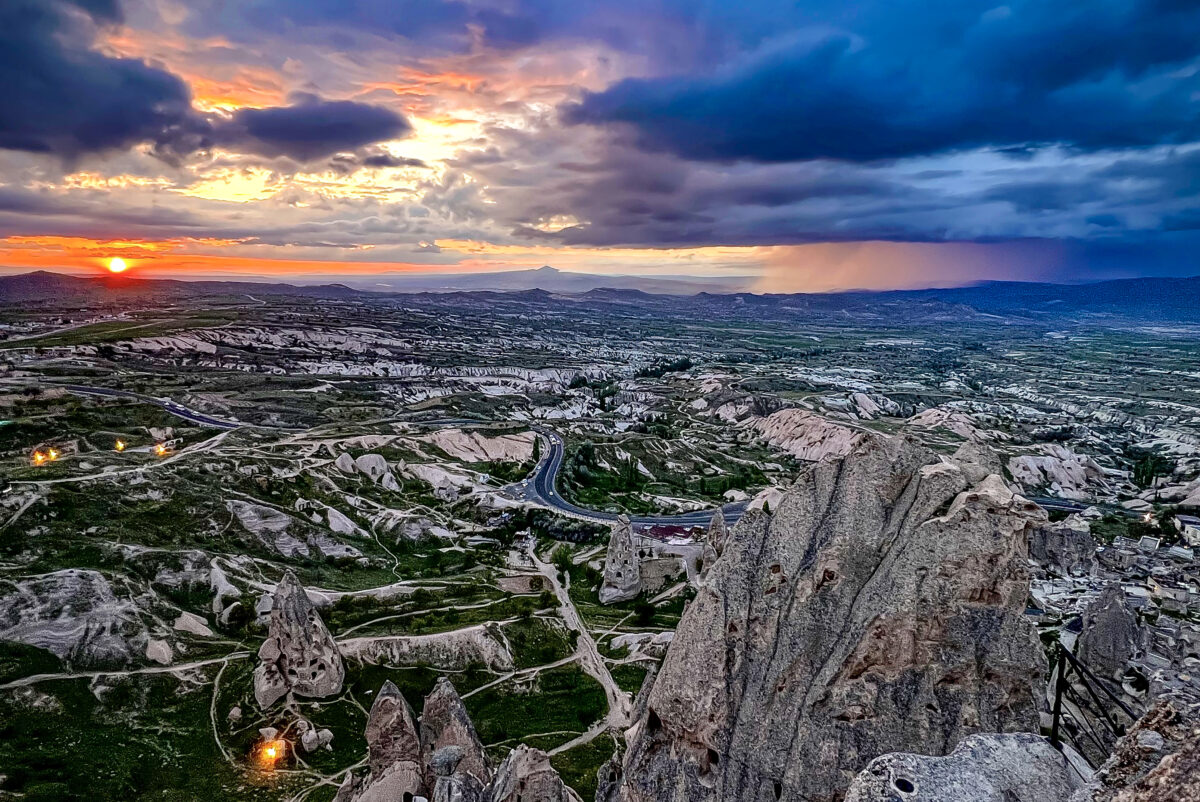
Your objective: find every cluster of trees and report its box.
[1130,451,1175,489]
[635,357,694,379]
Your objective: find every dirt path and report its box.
[527,542,633,732]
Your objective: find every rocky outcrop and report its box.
[699,509,727,577]
[614,435,1047,802]
[253,571,345,708]
[1074,701,1199,802]
[741,408,861,462]
[1030,518,1097,577]
[359,680,425,801]
[705,509,728,556]
[421,676,491,791]
[1077,584,1143,679]
[1110,736,1200,802]
[335,678,583,802]
[1009,445,1110,501]
[0,569,149,667]
[335,681,426,802]
[953,439,1006,486]
[845,733,1086,802]
[432,746,486,802]
[599,515,641,604]
[488,744,582,802]
[339,622,514,671]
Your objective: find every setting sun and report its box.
[106,257,128,274]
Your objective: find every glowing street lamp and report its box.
[115,439,126,452]
[47,448,59,461]
[155,443,168,457]
[31,450,46,465]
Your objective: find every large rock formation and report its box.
[614,435,1047,802]
[0,569,149,667]
[699,509,727,576]
[705,508,728,556]
[599,515,641,604]
[1030,518,1097,577]
[845,733,1086,802]
[421,676,491,791]
[488,744,582,802]
[253,571,345,708]
[337,680,426,802]
[335,677,582,802]
[1077,584,1143,679]
[1074,700,1199,802]
[431,746,486,802]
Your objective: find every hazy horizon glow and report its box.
[1,0,1197,289]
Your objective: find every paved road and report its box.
[52,383,245,429]
[1028,495,1142,519]
[506,430,1140,529]
[507,428,746,527]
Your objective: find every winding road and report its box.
[20,380,1133,525]
[506,428,747,527]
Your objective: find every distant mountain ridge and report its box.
[3,269,1200,324]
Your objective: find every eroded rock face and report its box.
[1030,519,1097,577]
[1075,700,1199,802]
[599,515,641,604]
[1077,584,1143,679]
[487,744,582,802]
[253,571,345,708]
[350,680,426,802]
[0,569,149,667]
[845,733,1086,802]
[615,435,1047,802]
[953,439,1006,486]
[421,677,491,790]
[706,508,728,556]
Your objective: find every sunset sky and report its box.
[1,0,1197,291]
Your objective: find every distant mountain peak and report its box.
[534,265,559,273]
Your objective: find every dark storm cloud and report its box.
[329,152,429,176]
[564,0,1200,162]
[212,95,412,162]
[0,2,409,165]
[0,0,195,159]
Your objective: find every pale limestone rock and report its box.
[0,568,149,667]
[145,638,173,665]
[173,611,214,637]
[741,408,861,462]
[599,515,641,604]
[420,677,491,789]
[615,435,1047,802]
[953,439,1006,485]
[486,744,581,802]
[354,454,391,483]
[845,733,1086,802]
[335,452,357,474]
[1008,445,1109,501]
[252,571,345,708]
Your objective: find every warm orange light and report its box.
[32,451,46,465]
[258,738,286,769]
[115,440,126,452]
[47,448,59,461]
[155,443,167,457]
[107,257,129,274]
